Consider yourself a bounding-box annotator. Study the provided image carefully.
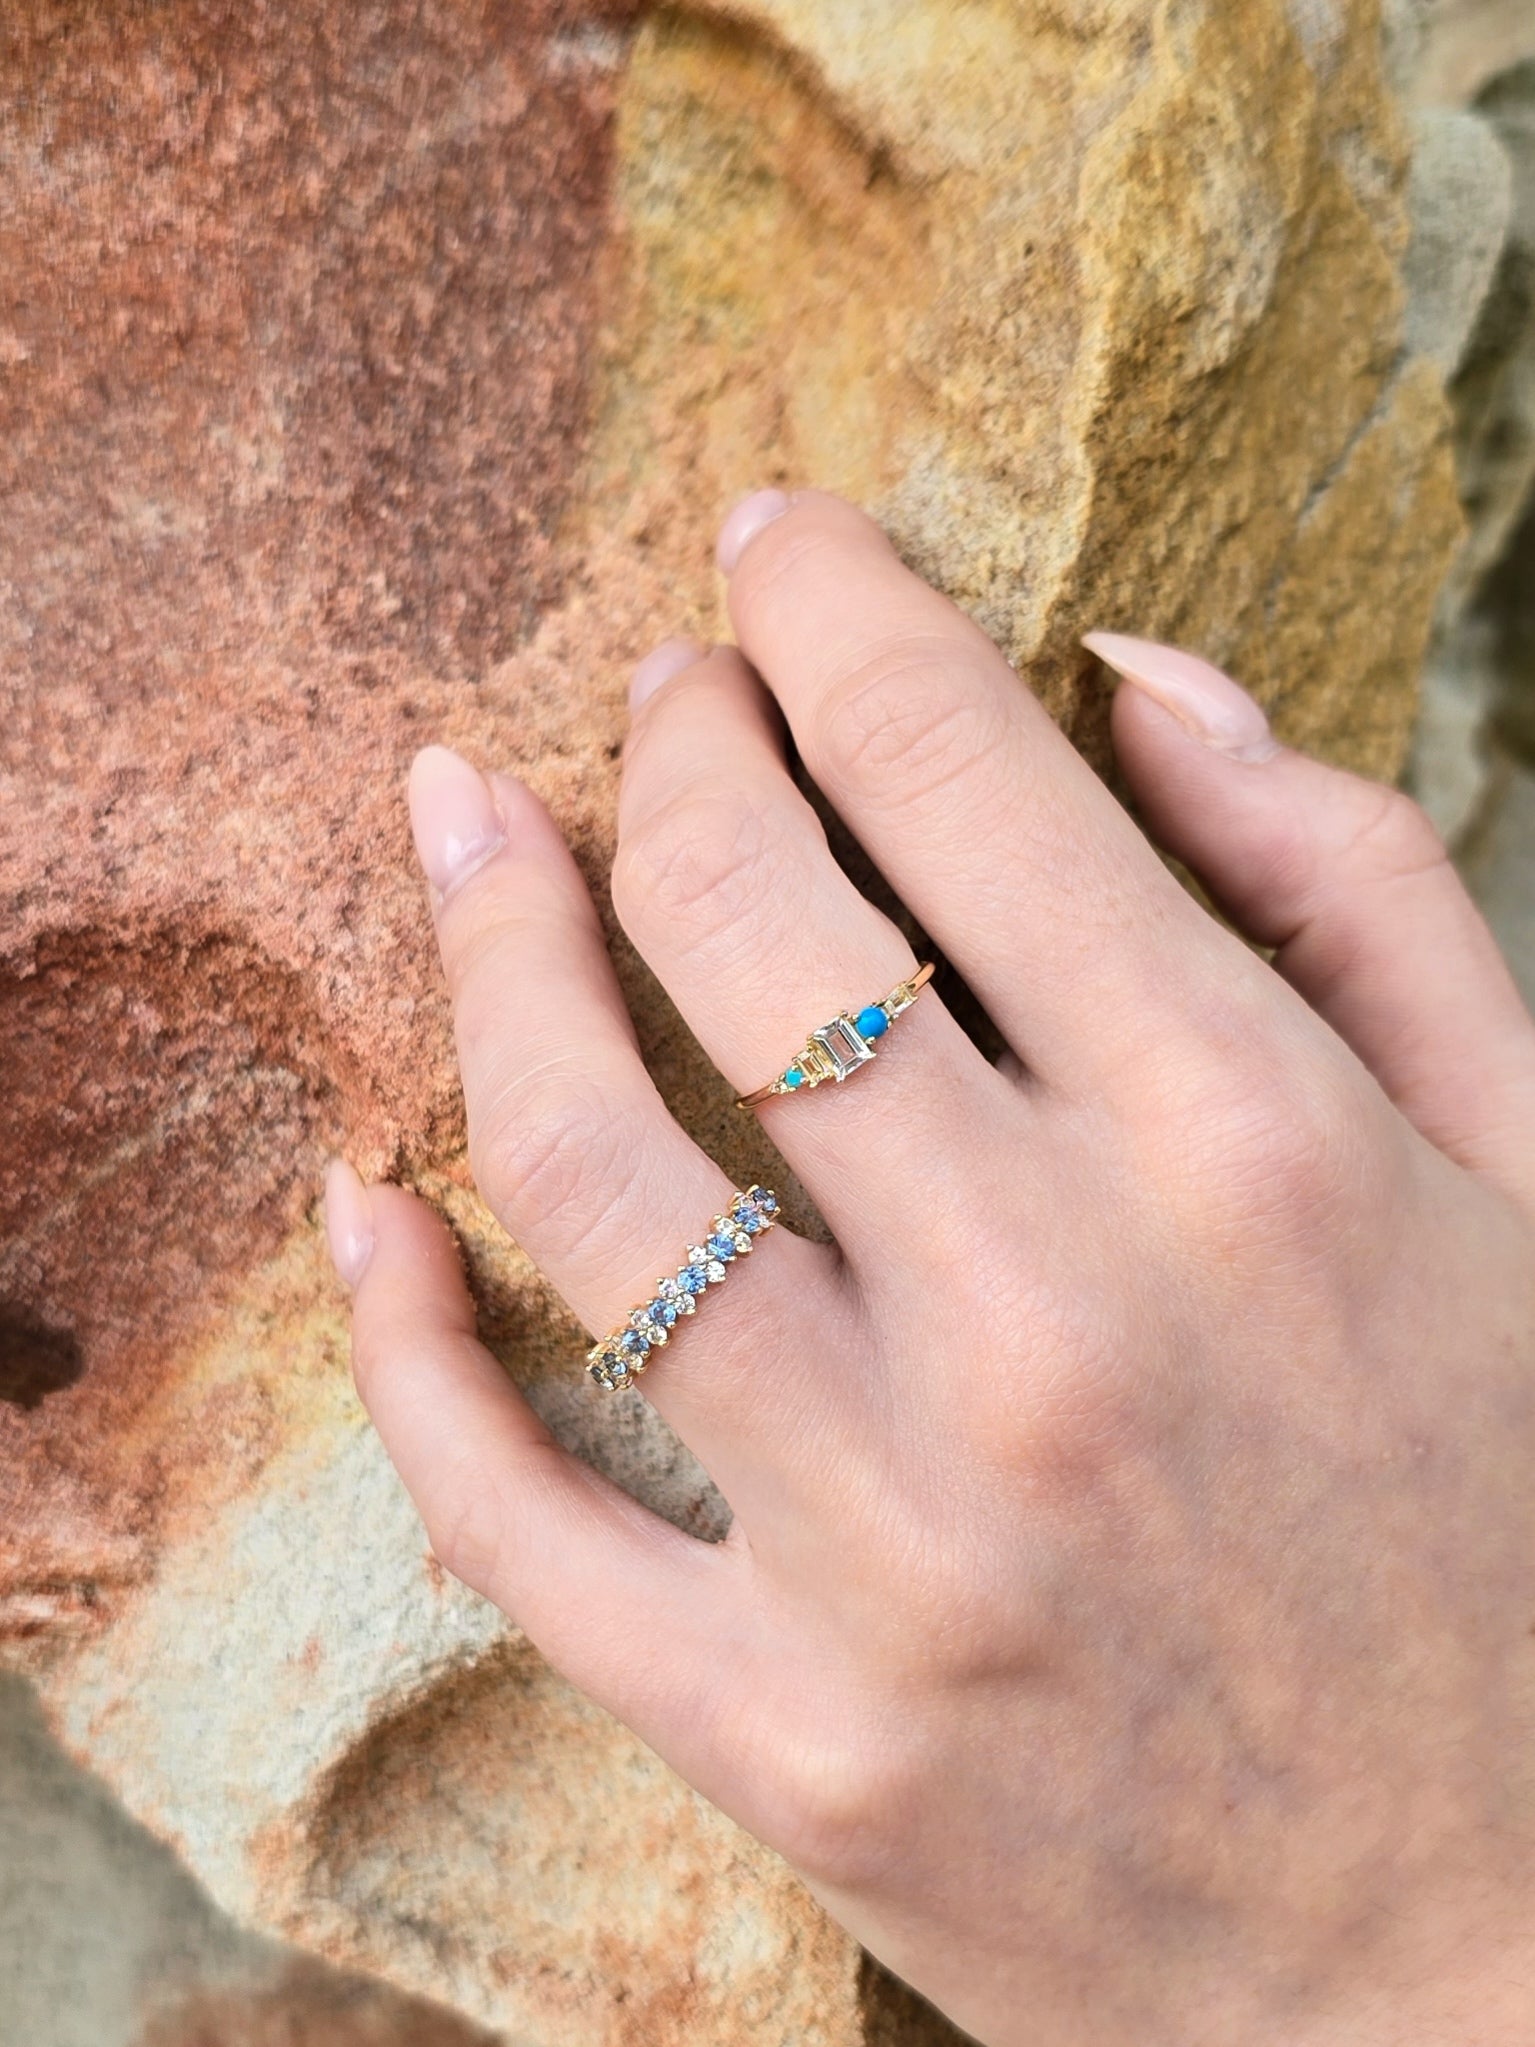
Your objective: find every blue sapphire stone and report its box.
[855,1005,889,1039]
[734,1207,765,1233]
[679,1264,708,1294]
[619,1329,650,1358]
[649,1297,677,1326]
[707,1232,737,1261]
[751,1187,779,1214]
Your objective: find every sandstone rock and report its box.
[1413,628,1501,844]
[0,1674,494,2047]
[1461,754,1535,1011]
[1410,57,1535,839]
[1408,0,1535,106]
[1457,753,1535,1007]
[1441,62,1535,619]
[0,2,1467,2039]
[1403,107,1512,376]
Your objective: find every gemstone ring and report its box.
[735,962,936,1110]
[586,1185,780,1391]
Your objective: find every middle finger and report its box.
[720,490,1245,1098]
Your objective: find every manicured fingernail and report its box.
[324,1157,374,1290]
[716,489,792,575]
[1083,632,1280,763]
[630,636,708,710]
[407,745,506,897]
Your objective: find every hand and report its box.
[326,490,1535,2045]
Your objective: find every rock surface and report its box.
[0,1674,496,2047]
[1439,62,1535,622]
[1408,45,1535,846]
[1409,0,1535,105]
[0,1,1472,2038]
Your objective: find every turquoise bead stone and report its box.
[855,1005,889,1039]
[784,1066,805,1089]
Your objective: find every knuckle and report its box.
[1338,783,1448,886]
[429,1439,564,1610]
[348,1323,385,1413]
[427,1467,513,1601]
[613,791,772,949]
[1002,1301,1147,1486]
[756,1714,915,1889]
[1181,1046,1368,1241]
[469,1075,629,1254]
[814,643,1001,802]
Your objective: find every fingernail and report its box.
[407,745,506,897]
[630,636,708,710]
[324,1157,374,1290]
[716,489,792,575]
[1083,633,1280,763]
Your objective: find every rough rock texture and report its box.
[0,1674,496,2047]
[1439,63,1535,622]
[1406,35,1535,865]
[0,1,1474,2039]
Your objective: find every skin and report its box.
[327,490,1535,2045]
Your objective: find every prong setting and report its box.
[585,1188,780,1391]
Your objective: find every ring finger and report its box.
[406,744,839,1495]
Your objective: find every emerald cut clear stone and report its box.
[813,1014,875,1080]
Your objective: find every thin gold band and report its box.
[736,961,936,1110]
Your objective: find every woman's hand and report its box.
[326,490,1535,2046]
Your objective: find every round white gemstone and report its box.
[705,1259,727,1283]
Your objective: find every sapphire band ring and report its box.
[735,961,936,1111]
[586,1185,780,1391]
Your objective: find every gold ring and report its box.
[586,1185,780,1391]
[736,962,935,1110]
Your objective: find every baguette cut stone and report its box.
[813,1013,876,1080]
